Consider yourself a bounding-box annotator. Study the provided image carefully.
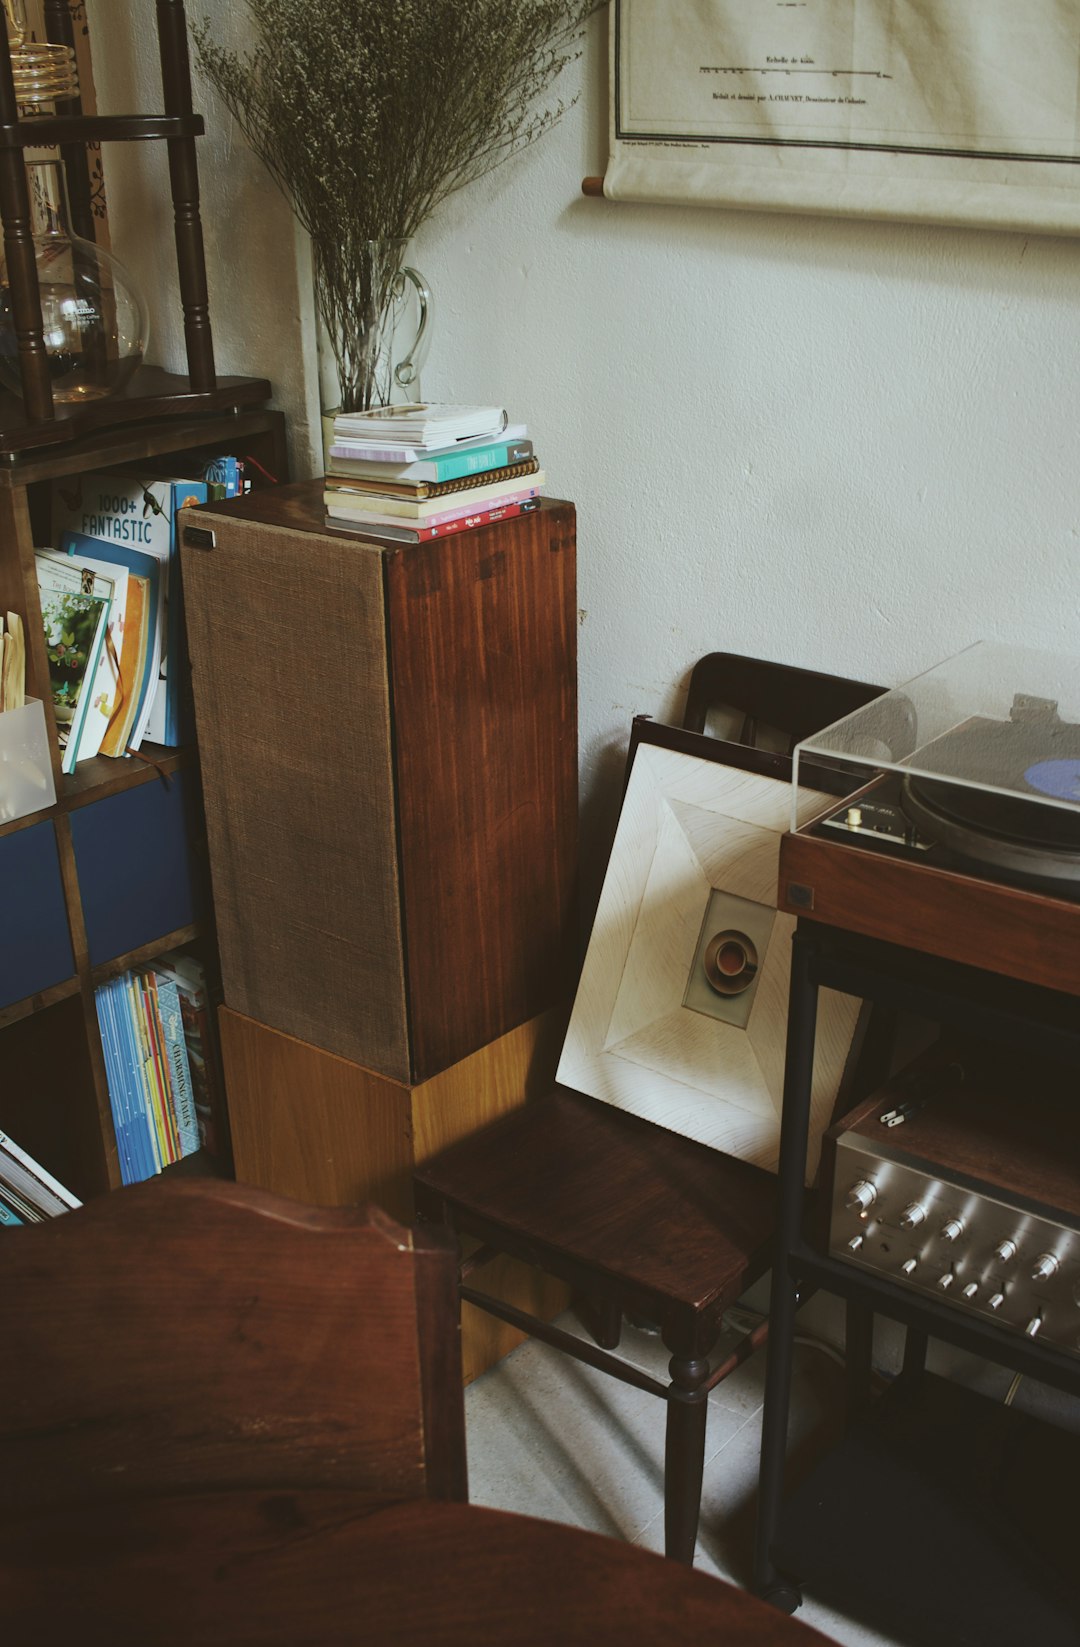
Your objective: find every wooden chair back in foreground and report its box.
[415,654,886,1566]
[682,651,883,752]
[0,1179,467,1508]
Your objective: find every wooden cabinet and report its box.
[181,484,579,1088]
[181,483,578,1377]
[0,408,287,1202]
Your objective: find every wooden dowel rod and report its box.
[581,176,605,197]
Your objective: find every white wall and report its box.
[95,5,1080,898]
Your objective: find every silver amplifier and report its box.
[826,1049,1080,1360]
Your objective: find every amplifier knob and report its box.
[899,1202,927,1230]
[845,1180,877,1212]
[901,1258,918,1276]
[1025,1315,1043,1339]
[993,1239,1018,1264]
[988,1292,1005,1311]
[940,1219,964,1243]
[962,1283,979,1299]
[1031,1253,1059,1283]
[937,1273,954,1291]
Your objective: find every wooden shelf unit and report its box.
[0,0,220,430]
[0,406,287,1202]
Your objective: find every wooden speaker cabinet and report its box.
[180,484,578,1373]
[180,483,578,1087]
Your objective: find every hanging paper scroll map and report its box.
[604,0,1080,233]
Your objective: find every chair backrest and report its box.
[682,651,884,752]
[0,1179,467,1508]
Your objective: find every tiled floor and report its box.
[464,1304,901,1647]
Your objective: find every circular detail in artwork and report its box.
[703,930,759,996]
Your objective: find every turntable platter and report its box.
[901,711,1080,888]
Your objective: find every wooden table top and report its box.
[3,1488,833,1645]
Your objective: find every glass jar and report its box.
[0,158,148,404]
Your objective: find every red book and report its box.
[321,496,541,545]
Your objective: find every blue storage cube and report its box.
[0,820,75,1008]
[71,768,209,966]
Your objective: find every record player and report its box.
[779,642,1080,998]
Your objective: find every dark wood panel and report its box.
[2,1491,833,1645]
[837,1044,1080,1219]
[780,832,1080,999]
[0,994,109,1200]
[387,502,578,1081]
[1,406,286,490]
[183,500,410,1080]
[0,113,203,147]
[0,1182,461,1508]
[0,370,271,456]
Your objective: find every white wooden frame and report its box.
[557,743,859,1183]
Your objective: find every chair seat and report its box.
[414,1086,778,1328]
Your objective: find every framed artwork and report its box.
[557,740,859,1184]
[602,0,1080,235]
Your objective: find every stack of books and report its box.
[0,1128,81,1225]
[42,457,250,770]
[93,950,225,1185]
[324,403,545,543]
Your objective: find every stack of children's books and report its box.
[324,403,544,543]
[37,457,250,773]
[93,949,227,1186]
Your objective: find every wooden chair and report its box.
[682,651,883,749]
[414,654,886,1565]
[0,1178,467,1508]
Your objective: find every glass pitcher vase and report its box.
[0,159,148,405]
[316,237,430,418]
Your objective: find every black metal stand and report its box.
[752,919,1080,1632]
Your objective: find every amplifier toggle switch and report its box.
[993,1238,1018,1265]
[899,1202,927,1231]
[939,1218,964,1243]
[1031,1253,1059,1283]
[1026,1315,1043,1339]
[845,1180,877,1212]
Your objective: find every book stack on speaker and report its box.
[323,403,544,544]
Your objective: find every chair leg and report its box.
[664,1352,710,1564]
[579,1294,622,1350]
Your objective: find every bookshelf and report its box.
[0,406,287,1202]
[0,0,286,1200]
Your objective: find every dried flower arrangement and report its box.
[191,0,594,412]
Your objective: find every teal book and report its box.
[328,436,533,486]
